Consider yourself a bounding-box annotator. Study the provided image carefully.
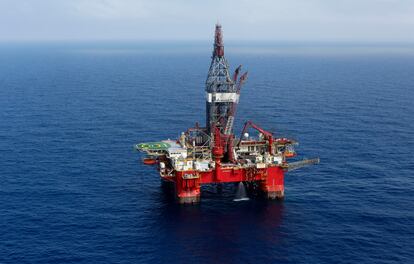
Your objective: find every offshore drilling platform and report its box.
[136,24,319,204]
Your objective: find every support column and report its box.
[175,172,201,204]
[260,166,284,199]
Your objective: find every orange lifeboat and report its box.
[284,152,296,158]
[284,145,296,158]
[143,157,157,165]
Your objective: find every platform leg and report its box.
[175,176,201,204]
[265,189,285,199]
[260,167,285,200]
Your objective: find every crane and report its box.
[238,120,274,153]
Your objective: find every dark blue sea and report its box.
[0,42,413,263]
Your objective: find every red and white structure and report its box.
[136,24,319,204]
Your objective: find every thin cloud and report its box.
[0,0,413,41]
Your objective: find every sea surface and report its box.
[0,42,413,263]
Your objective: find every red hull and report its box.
[170,166,284,204]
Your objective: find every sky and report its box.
[1,0,414,42]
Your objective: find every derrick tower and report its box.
[205,24,247,137]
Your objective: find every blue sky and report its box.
[1,0,413,42]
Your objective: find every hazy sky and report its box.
[1,0,414,42]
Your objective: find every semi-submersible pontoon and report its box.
[136,24,319,204]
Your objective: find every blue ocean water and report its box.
[0,43,413,263]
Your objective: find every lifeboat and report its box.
[284,145,296,158]
[284,152,296,158]
[143,157,157,165]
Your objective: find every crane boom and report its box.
[238,120,274,153]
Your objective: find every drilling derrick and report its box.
[206,24,236,135]
[135,24,319,204]
[206,24,247,162]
